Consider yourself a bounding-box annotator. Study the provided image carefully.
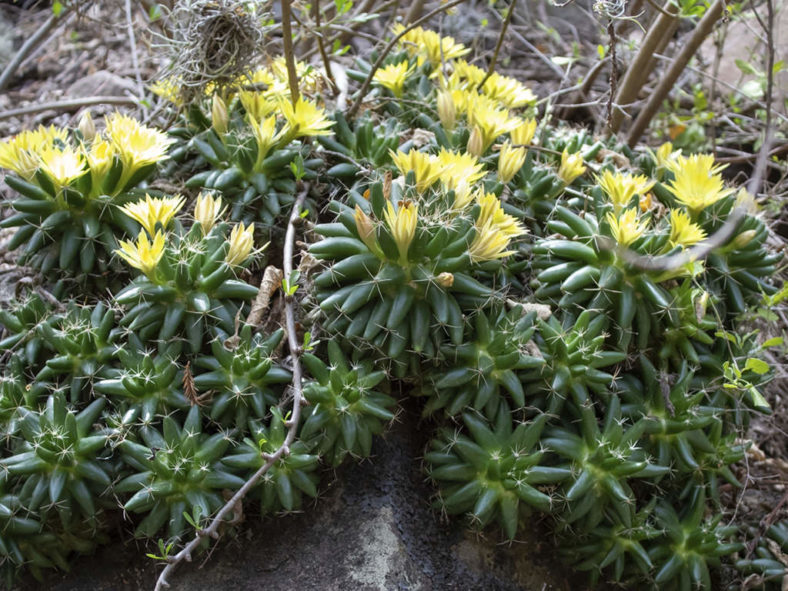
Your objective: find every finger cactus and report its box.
[426,404,570,539]
[116,405,243,540]
[0,115,172,278]
[300,341,397,466]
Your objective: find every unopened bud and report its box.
[436,272,454,288]
[437,90,455,131]
[212,94,229,136]
[467,125,483,158]
[354,205,379,253]
[78,111,96,142]
[732,229,757,249]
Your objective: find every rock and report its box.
[18,399,572,591]
[65,70,137,98]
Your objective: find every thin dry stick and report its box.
[604,19,618,132]
[312,0,337,91]
[0,5,73,92]
[627,0,724,147]
[0,96,138,121]
[281,0,300,104]
[478,0,517,90]
[153,189,310,591]
[124,0,145,104]
[347,0,468,118]
[609,0,678,134]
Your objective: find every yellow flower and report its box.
[390,149,443,192]
[373,61,413,97]
[655,141,681,170]
[383,201,418,263]
[510,118,537,147]
[437,89,456,131]
[194,192,226,235]
[466,94,519,153]
[451,60,486,86]
[121,194,186,236]
[149,78,183,106]
[226,222,256,266]
[451,180,474,210]
[239,89,277,122]
[249,115,280,168]
[668,209,706,248]
[38,145,87,188]
[0,125,68,180]
[106,113,173,186]
[481,73,536,109]
[436,148,485,191]
[666,154,733,215]
[78,111,96,143]
[212,95,229,135]
[596,169,655,213]
[475,191,524,238]
[466,125,484,158]
[116,230,165,278]
[84,139,115,180]
[497,141,526,184]
[279,97,334,139]
[606,208,648,247]
[394,25,469,66]
[557,150,586,185]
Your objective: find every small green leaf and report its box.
[744,358,769,375]
[762,336,783,348]
[52,1,64,16]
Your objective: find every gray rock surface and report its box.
[18,400,572,591]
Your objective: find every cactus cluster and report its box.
[0,23,783,591]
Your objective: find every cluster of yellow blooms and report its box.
[0,113,172,197]
[115,193,254,279]
[599,144,736,251]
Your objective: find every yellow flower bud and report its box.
[436,272,454,288]
[497,141,527,184]
[732,229,757,249]
[78,111,96,143]
[557,150,586,185]
[437,90,456,131]
[226,222,256,266]
[510,118,537,147]
[467,125,483,158]
[354,205,380,254]
[212,95,229,136]
[194,192,225,235]
[383,202,418,264]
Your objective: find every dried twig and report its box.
[0,4,74,92]
[246,265,285,327]
[347,0,468,118]
[280,0,300,104]
[627,0,724,146]
[153,187,310,591]
[124,0,145,106]
[0,96,138,122]
[478,0,517,90]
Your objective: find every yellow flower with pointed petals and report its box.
[666,154,733,215]
[451,60,486,86]
[279,97,334,139]
[451,180,474,210]
[596,170,655,214]
[394,25,469,66]
[655,141,681,170]
[84,139,115,182]
[121,194,186,236]
[436,148,485,191]
[38,145,87,188]
[249,115,280,169]
[239,89,277,122]
[383,201,418,264]
[390,149,443,192]
[0,125,68,179]
[481,72,536,109]
[510,118,537,147]
[106,113,173,187]
[354,205,382,256]
[668,209,706,248]
[497,141,527,184]
[606,209,648,247]
[466,94,519,153]
[194,193,226,235]
[437,89,456,131]
[557,150,586,185]
[475,191,524,238]
[373,61,413,98]
[116,230,166,278]
[149,78,183,106]
[226,222,256,266]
